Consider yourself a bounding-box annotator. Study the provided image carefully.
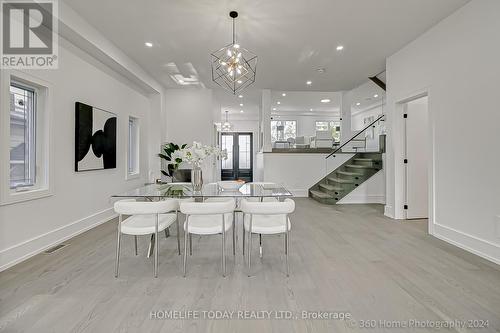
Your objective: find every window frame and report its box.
[315,120,342,142]
[0,70,53,205]
[9,81,37,189]
[126,115,140,180]
[271,120,297,142]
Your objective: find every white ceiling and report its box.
[63,0,469,92]
[271,91,341,114]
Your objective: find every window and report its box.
[315,121,341,142]
[10,83,36,189]
[1,71,52,205]
[271,120,296,142]
[127,116,139,178]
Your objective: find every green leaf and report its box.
[181,144,187,149]
[158,153,170,161]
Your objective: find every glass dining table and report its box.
[111,182,293,257]
[112,182,293,201]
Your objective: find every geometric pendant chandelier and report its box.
[211,11,257,95]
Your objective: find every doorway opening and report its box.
[221,132,253,182]
[403,95,429,219]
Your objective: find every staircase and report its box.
[309,152,383,204]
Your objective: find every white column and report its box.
[340,90,352,144]
[261,89,272,152]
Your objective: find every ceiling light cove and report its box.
[145,42,153,47]
[321,99,331,103]
[336,45,344,51]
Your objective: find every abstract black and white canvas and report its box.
[75,102,117,171]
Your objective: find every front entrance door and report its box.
[221,132,253,182]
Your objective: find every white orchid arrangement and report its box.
[172,141,227,168]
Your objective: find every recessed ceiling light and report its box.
[306,80,312,85]
[373,94,379,98]
[239,103,243,106]
[145,42,153,47]
[282,93,286,97]
[272,107,277,111]
[240,110,244,113]
[310,108,313,111]
[238,95,243,98]
[321,99,331,103]
[336,45,344,51]
[277,101,281,105]
[356,102,361,106]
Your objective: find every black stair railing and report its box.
[326,114,385,159]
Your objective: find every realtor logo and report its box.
[1,0,58,68]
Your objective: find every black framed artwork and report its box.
[75,102,116,172]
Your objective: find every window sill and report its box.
[0,187,53,206]
[126,172,140,181]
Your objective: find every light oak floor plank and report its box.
[1,199,499,332]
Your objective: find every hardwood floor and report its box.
[1,199,499,332]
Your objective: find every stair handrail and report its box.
[325,114,385,159]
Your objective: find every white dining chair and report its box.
[240,198,295,277]
[244,182,280,257]
[180,199,236,277]
[114,199,178,278]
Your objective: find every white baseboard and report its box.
[384,205,395,218]
[338,194,385,204]
[0,207,116,272]
[432,223,500,265]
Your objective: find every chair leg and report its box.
[285,229,290,277]
[247,230,252,277]
[134,236,138,256]
[114,226,121,278]
[189,233,192,255]
[164,228,170,238]
[147,234,155,258]
[232,222,236,257]
[259,234,263,258]
[176,211,181,255]
[242,224,245,256]
[222,229,226,277]
[183,231,188,277]
[154,216,159,278]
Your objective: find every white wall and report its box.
[351,105,383,131]
[262,153,353,197]
[164,89,216,182]
[385,0,500,263]
[0,42,156,270]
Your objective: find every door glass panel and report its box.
[221,135,233,170]
[238,135,251,169]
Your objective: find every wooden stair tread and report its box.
[319,183,343,191]
[327,177,354,184]
[309,190,334,199]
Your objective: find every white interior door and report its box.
[405,96,429,219]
